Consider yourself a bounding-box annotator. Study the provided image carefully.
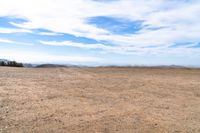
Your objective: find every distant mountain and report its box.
[150,65,187,69]
[23,63,34,68]
[35,64,84,68]
[35,64,68,68]
[1,59,199,69]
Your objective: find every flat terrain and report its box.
[0,67,200,133]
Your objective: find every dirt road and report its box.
[0,67,200,133]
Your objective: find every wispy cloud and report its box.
[1,0,200,48]
[0,27,32,34]
[38,32,62,36]
[0,38,15,43]
[39,40,110,50]
[0,50,102,63]
[0,38,33,46]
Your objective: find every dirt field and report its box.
[0,67,200,133]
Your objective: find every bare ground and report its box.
[0,67,200,133]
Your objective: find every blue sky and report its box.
[0,0,200,66]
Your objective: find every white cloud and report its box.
[39,40,200,58]
[0,0,200,56]
[0,38,15,43]
[0,38,33,45]
[38,32,63,36]
[0,50,102,63]
[0,28,32,34]
[39,40,111,49]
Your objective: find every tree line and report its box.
[0,61,23,67]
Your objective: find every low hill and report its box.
[35,64,67,68]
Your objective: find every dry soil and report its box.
[0,67,200,133]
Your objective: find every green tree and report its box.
[4,61,23,67]
[0,61,5,66]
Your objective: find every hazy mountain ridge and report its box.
[0,59,199,68]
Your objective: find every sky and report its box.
[0,0,200,66]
